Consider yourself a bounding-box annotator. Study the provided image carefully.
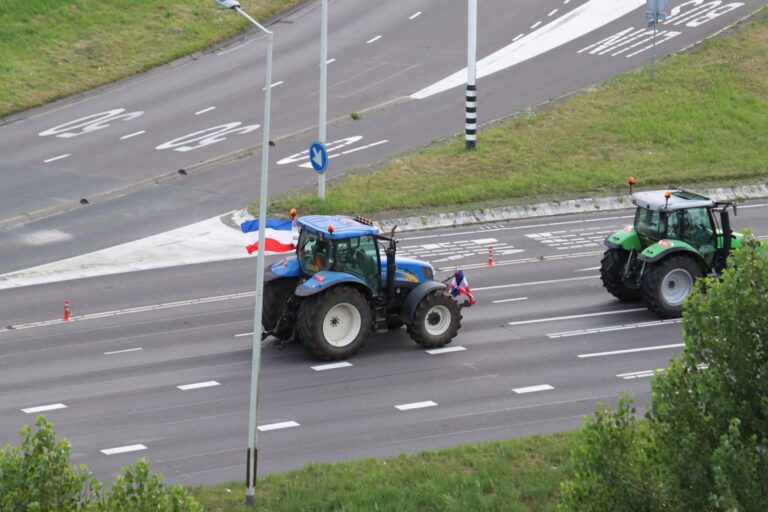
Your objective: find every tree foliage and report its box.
[561,238,768,511]
[0,416,200,511]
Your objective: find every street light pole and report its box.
[466,0,478,150]
[214,0,273,506]
[318,0,328,199]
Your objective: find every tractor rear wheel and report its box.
[600,249,641,302]
[641,255,702,318]
[407,292,462,348]
[262,277,299,341]
[297,286,372,360]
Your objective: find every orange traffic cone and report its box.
[488,246,494,266]
[63,301,70,321]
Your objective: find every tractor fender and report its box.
[605,227,643,251]
[638,240,707,268]
[400,281,447,325]
[295,271,369,298]
[267,256,301,280]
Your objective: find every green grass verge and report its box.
[0,0,297,117]
[190,431,579,512]
[267,10,768,218]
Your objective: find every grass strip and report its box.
[190,431,579,512]
[0,0,297,117]
[268,10,768,218]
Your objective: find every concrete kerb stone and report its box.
[230,183,768,234]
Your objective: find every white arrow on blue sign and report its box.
[309,142,328,174]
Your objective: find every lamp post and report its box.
[318,0,328,199]
[214,0,273,506]
[466,0,478,150]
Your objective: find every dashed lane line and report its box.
[258,421,300,432]
[513,384,554,394]
[508,307,645,326]
[426,346,466,355]
[22,403,67,414]
[548,318,682,338]
[396,401,437,411]
[312,362,353,371]
[578,343,684,359]
[101,444,148,455]
[177,381,221,391]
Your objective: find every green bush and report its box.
[562,238,768,511]
[0,417,201,511]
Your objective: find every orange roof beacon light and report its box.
[290,208,297,219]
[327,224,334,237]
[664,190,671,209]
[628,176,636,195]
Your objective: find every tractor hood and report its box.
[383,256,435,284]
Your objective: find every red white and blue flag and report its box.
[241,218,297,254]
[450,269,476,305]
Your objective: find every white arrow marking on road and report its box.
[411,0,644,99]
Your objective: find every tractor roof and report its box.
[298,215,380,239]
[631,189,715,211]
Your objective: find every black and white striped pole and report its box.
[466,0,478,150]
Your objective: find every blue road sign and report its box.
[309,142,328,174]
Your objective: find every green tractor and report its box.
[601,178,742,318]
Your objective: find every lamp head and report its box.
[215,0,241,9]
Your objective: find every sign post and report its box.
[646,0,668,81]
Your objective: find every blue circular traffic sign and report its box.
[309,142,328,174]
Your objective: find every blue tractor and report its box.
[262,214,473,360]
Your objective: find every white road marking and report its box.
[43,154,71,163]
[194,107,216,115]
[513,33,525,42]
[508,307,646,326]
[104,347,143,355]
[22,403,67,414]
[366,35,382,44]
[101,444,147,455]
[312,361,353,371]
[531,21,542,29]
[549,318,682,338]
[258,421,300,432]
[235,332,253,338]
[263,81,284,90]
[549,9,559,16]
[492,297,528,304]
[396,401,438,411]
[409,11,422,20]
[217,40,252,55]
[575,266,601,272]
[412,0,644,99]
[298,139,388,168]
[120,130,146,140]
[513,384,554,394]
[578,343,684,359]
[426,346,466,355]
[326,58,336,64]
[617,369,662,380]
[475,275,598,292]
[177,381,221,391]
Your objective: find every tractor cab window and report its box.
[635,208,665,242]
[335,235,380,294]
[682,207,716,263]
[298,230,332,274]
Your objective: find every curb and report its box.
[374,184,768,233]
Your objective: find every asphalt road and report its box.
[1,201,766,485]
[1,0,767,488]
[0,0,764,274]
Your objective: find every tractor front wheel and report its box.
[600,249,641,302]
[297,286,372,360]
[407,292,462,349]
[641,255,702,318]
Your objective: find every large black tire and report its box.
[407,292,462,348]
[262,277,298,341]
[297,286,372,360]
[641,255,703,318]
[600,249,642,302]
